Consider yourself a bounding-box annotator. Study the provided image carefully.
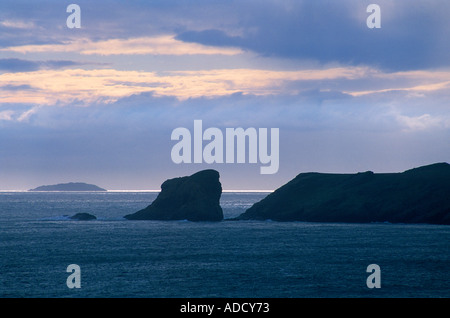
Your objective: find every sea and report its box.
[0,191,449,299]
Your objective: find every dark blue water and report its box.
[0,192,449,298]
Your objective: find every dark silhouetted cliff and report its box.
[235,163,450,225]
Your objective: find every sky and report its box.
[0,0,449,190]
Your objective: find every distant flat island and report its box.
[29,182,107,192]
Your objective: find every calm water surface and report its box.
[0,192,449,298]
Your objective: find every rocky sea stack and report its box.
[124,169,223,221]
[235,163,450,225]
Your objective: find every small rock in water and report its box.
[69,212,97,220]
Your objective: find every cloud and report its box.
[345,80,450,97]
[395,113,447,131]
[0,84,36,91]
[1,84,449,190]
[0,65,375,105]
[0,36,244,56]
[0,110,15,121]
[0,58,41,72]
[0,19,35,29]
[174,0,450,71]
[2,1,448,71]
[0,0,448,192]
[0,105,38,122]
[0,58,91,72]
[176,30,244,48]
[7,81,447,136]
[2,63,449,106]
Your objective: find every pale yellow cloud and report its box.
[342,68,450,97]
[1,69,156,104]
[0,66,371,105]
[345,81,450,97]
[2,66,448,106]
[0,35,243,56]
[0,19,35,29]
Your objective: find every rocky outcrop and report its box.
[124,169,223,221]
[69,213,97,220]
[235,163,450,225]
